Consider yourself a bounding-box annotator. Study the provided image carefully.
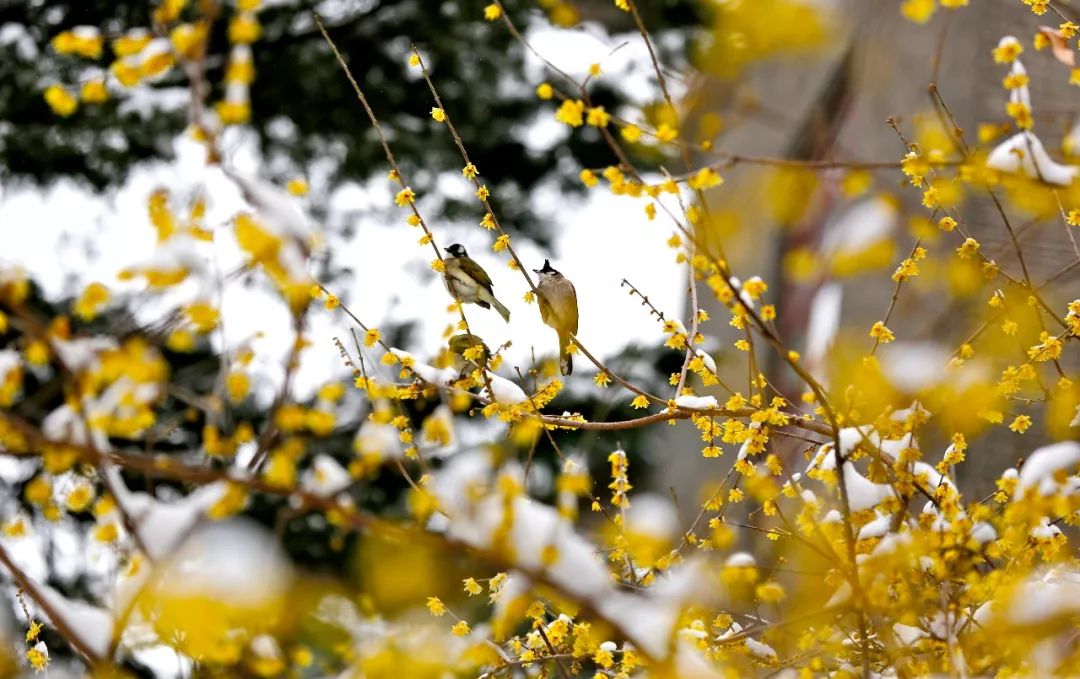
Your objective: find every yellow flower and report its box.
[24,340,49,366]
[167,329,196,352]
[687,167,723,190]
[741,277,767,299]
[184,302,220,333]
[431,107,446,122]
[621,124,642,143]
[73,282,110,321]
[1002,72,1030,90]
[580,169,598,187]
[94,521,119,543]
[939,216,957,231]
[956,237,980,260]
[80,79,108,104]
[480,213,496,229]
[228,12,262,44]
[408,53,420,67]
[475,185,490,201]
[287,178,309,196]
[227,371,250,402]
[113,31,152,58]
[26,644,48,672]
[451,620,470,636]
[52,29,103,58]
[364,328,381,347]
[426,597,447,616]
[324,294,340,310]
[594,372,612,388]
[900,0,936,24]
[555,99,585,127]
[586,106,610,127]
[992,37,1023,64]
[1008,414,1032,433]
[64,482,94,512]
[655,123,678,143]
[483,3,501,20]
[869,321,896,343]
[462,163,478,179]
[536,83,553,100]
[755,581,786,603]
[170,22,207,58]
[631,394,649,409]
[395,187,416,206]
[44,85,78,117]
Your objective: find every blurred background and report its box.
[1,0,1079,674]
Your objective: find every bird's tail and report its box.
[489,295,511,323]
[558,330,573,375]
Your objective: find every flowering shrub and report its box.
[1,1,1079,677]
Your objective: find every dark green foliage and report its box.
[0,0,701,244]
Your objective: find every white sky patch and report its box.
[525,23,686,108]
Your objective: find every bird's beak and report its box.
[532,268,541,274]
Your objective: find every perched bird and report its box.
[443,244,511,322]
[448,333,491,372]
[533,259,579,375]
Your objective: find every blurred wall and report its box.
[651,0,1080,505]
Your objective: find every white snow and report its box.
[725,552,756,568]
[150,520,292,607]
[695,347,717,374]
[892,623,926,646]
[1008,60,1031,109]
[301,454,352,496]
[995,567,1080,626]
[353,420,404,460]
[429,451,705,660]
[879,342,950,392]
[104,466,231,560]
[805,281,842,370]
[840,463,897,513]
[857,512,892,540]
[389,348,458,385]
[226,169,317,245]
[624,493,681,539]
[32,580,113,657]
[42,404,110,451]
[0,349,19,378]
[52,337,117,372]
[485,372,528,405]
[987,132,1078,186]
[745,637,777,660]
[820,196,898,257]
[673,394,719,410]
[971,522,996,545]
[1017,441,1080,497]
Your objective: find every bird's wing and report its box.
[565,280,579,334]
[459,257,493,290]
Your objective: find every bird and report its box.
[533,259,579,375]
[448,333,491,372]
[442,244,511,322]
